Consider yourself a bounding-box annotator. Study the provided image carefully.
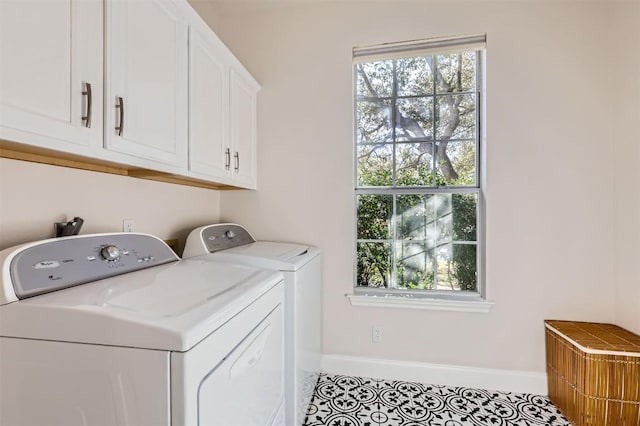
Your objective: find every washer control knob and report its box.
[225,230,236,239]
[100,245,121,261]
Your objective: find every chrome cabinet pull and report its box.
[234,152,239,172]
[115,96,124,136]
[81,82,92,128]
[225,148,231,170]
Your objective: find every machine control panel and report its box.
[9,234,179,299]
[201,224,255,252]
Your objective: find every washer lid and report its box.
[208,242,320,271]
[0,259,283,352]
[183,224,319,271]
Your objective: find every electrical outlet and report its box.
[123,219,135,233]
[372,326,383,343]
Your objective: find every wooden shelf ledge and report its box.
[0,140,241,191]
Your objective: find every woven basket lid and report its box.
[545,320,640,356]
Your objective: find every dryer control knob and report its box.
[100,245,121,261]
[225,230,236,239]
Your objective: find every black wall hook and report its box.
[54,217,84,237]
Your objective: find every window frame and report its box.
[352,39,486,303]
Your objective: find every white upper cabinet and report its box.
[229,68,259,189]
[105,0,188,169]
[188,25,229,180]
[0,0,103,153]
[187,16,260,189]
[0,0,258,189]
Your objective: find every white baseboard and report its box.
[321,354,548,395]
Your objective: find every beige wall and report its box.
[187,0,222,32]
[212,0,619,373]
[613,0,640,334]
[0,158,220,252]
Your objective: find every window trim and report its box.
[347,292,493,313]
[352,36,487,306]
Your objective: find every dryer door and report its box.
[171,282,285,425]
[199,307,283,425]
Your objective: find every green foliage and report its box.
[451,244,477,291]
[397,264,434,289]
[451,194,477,241]
[357,195,391,239]
[356,242,390,288]
[449,194,478,291]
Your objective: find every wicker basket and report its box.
[545,320,640,426]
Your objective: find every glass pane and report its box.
[451,193,477,241]
[356,61,393,98]
[437,244,477,291]
[357,144,392,186]
[436,215,452,244]
[356,242,391,288]
[396,194,435,241]
[433,193,452,218]
[435,94,476,140]
[357,194,393,239]
[397,57,434,96]
[452,243,477,291]
[435,244,453,290]
[395,143,433,186]
[395,97,434,141]
[356,100,392,144]
[436,141,476,186]
[396,243,435,290]
[435,193,452,244]
[435,51,476,94]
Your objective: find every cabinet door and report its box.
[229,68,259,189]
[106,0,188,168]
[0,0,103,153]
[188,26,230,180]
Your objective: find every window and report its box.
[354,35,485,297]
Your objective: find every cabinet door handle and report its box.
[115,96,124,136]
[234,152,239,172]
[81,82,92,128]
[225,148,231,170]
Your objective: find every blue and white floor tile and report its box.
[303,374,570,426]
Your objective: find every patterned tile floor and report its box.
[303,374,571,426]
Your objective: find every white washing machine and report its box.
[0,232,285,426]
[183,223,322,426]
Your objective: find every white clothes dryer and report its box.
[183,224,322,426]
[0,233,285,426]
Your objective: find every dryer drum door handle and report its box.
[229,323,271,378]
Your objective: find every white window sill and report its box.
[347,292,493,313]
